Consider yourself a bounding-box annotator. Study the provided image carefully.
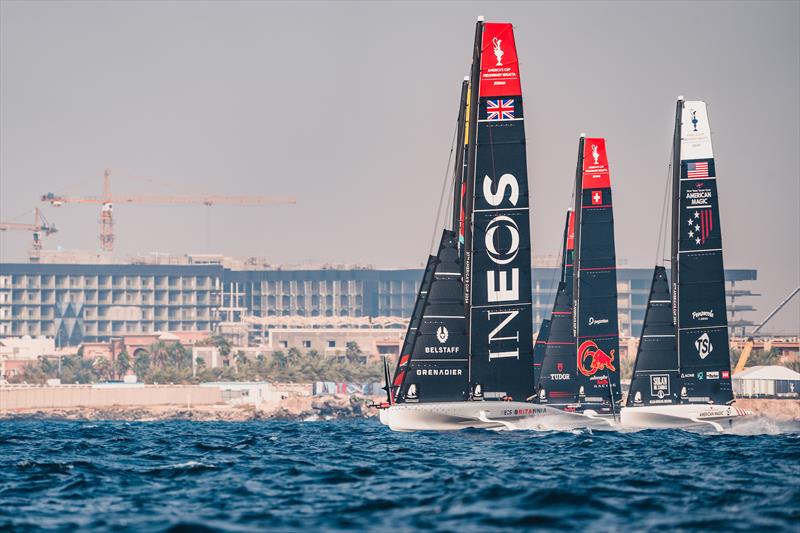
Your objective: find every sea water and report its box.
[1,418,797,531]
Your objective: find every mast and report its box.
[572,135,585,311]
[451,78,470,236]
[462,17,483,307]
[670,97,683,342]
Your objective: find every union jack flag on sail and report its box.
[486,99,515,121]
[686,161,709,178]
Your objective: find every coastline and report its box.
[1,397,797,422]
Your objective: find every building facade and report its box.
[0,262,758,345]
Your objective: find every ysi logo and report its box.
[695,332,713,359]
[483,173,522,361]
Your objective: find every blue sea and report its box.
[1,418,798,532]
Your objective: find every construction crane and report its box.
[42,169,296,252]
[0,208,58,261]
[733,286,800,373]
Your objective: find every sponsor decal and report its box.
[549,372,571,381]
[588,316,609,326]
[721,370,730,379]
[479,23,520,97]
[486,99,515,121]
[695,332,713,359]
[414,368,463,376]
[685,183,712,207]
[581,138,610,189]
[492,37,504,66]
[686,207,713,245]
[650,374,670,399]
[690,109,699,132]
[436,326,449,344]
[591,190,603,205]
[501,407,547,417]
[424,346,460,354]
[633,391,643,404]
[692,309,715,321]
[706,371,720,380]
[698,371,705,381]
[556,362,564,373]
[577,340,616,377]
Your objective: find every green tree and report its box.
[116,351,131,378]
[345,342,363,365]
[134,351,151,379]
[93,357,113,381]
[212,335,232,366]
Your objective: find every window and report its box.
[327,340,336,348]
[279,340,288,348]
[302,340,311,348]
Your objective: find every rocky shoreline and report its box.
[0,395,380,422]
[1,397,798,423]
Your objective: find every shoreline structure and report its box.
[0,383,797,421]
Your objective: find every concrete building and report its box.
[0,258,758,345]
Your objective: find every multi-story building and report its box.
[0,259,758,345]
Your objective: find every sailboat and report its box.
[378,19,561,431]
[532,136,621,428]
[620,98,752,431]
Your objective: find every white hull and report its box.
[620,404,752,432]
[378,401,616,432]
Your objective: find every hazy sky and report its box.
[1,1,798,332]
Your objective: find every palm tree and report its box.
[345,342,363,365]
[116,351,131,379]
[150,341,171,371]
[235,350,248,373]
[93,357,113,381]
[212,335,232,366]
[134,351,151,380]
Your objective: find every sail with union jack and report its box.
[485,99,515,120]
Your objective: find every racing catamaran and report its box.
[620,98,752,431]
[533,136,621,426]
[378,19,616,431]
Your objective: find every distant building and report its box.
[733,365,800,398]
[0,258,758,345]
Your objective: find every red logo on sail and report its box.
[577,340,616,377]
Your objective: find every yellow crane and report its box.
[42,169,296,252]
[0,208,58,262]
[733,286,800,373]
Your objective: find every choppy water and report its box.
[0,418,798,531]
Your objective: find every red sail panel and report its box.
[479,23,521,97]
[582,138,610,190]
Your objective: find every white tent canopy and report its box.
[734,365,800,380]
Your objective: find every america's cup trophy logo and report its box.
[690,109,699,131]
[492,37,504,66]
[591,144,600,165]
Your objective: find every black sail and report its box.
[672,99,733,404]
[627,266,680,407]
[536,283,578,404]
[532,319,551,388]
[573,137,621,404]
[465,22,534,401]
[390,255,436,402]
[395,230,469,403]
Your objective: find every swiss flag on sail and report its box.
[591,190,603,205]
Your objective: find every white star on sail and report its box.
[688,230,694,237]
[688,219,693,226]
[694,211,700,218]
[695,237,701,244]
[695,225,700,231]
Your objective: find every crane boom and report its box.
[40,169,295,251]
[42,194,296,206]
[733,286,800,373]
[0,208,57,260]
